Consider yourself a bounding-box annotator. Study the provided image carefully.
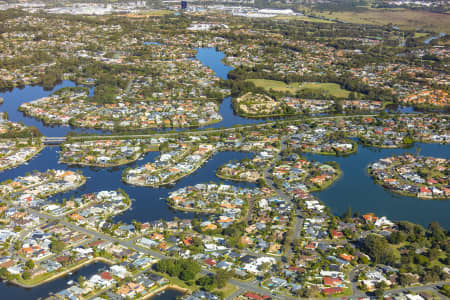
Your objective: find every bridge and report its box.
[42,137,67,145]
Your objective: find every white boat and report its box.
[67,280,74,285]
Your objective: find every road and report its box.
[58,114,380,142]
[262,135,304,260]
[24,208,167,260]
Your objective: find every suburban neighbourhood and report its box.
[0,3,448,300]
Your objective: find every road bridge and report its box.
[42,137,67,145]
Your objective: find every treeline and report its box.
[0,126,42,138]
[360,221,449,284]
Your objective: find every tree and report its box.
[50,239,66,253]
[196,275,215,291]
[0,268,8,278]
[155,258,200,282]
[428,222,446,242]
[215,269,232,288]
[343,206,352,222]
[362,234,399,265]
[388,231,406,244]
[428,247,440,260]
[25,259,34,270]
[374,288,384,300]
[22,271,31,280]
[78,275,86,287]
[179,270,195,281]
[398,273,416,286]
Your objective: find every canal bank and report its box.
[0,261,108,299]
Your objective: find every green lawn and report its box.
[214,283,239,298]
[247,79,352,98]
[142,10,173,16]
[300,83,351,98]
[313,9,450,33]
[274,15,335,23]
[414,32,429,38]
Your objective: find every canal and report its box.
[0,261,108,299]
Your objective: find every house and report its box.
[322,287,343,295]
[243,292,271,300]
[331,230,344,239]
[324,277,342,286]
[110,265,128,279]
[204,258,217,267]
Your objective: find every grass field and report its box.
[118,10,173,17]
[248,79,352,98]
[414,32,429,38]
[275,15,335,23]
[313,9,450,33]
[142,10,173,16]
[214,283,239,298]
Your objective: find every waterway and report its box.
[0,81,103,137]
[424,33,446,44]
[0,47,419,137]
[307,142,450,229]
[0,148,255,224]
[195,48,264,129]
[0,261,108,299]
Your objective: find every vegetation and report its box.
[155,258,201,282]
[362,234,399,265]
[247,79,353,98]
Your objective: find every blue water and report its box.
[0,148,255,224]
[144,41,162,46]
[195,48,267,129]
[307,142,450,228]
[0,81,102,137]
[424,33,446,44]
[0,262,108,299]
[194,48,233,80]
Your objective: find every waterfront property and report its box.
[369,154,449,199]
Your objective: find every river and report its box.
[424,33,447,44]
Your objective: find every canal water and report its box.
[0,261,108,299]
[0,47,449,299]
[0,259,183,299]
[424,33,446,44]
[307,142,450,229]
[0,147,255,224]
[0,81,103,137]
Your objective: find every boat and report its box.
[67,280,74,285]
[68,272,73,275]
